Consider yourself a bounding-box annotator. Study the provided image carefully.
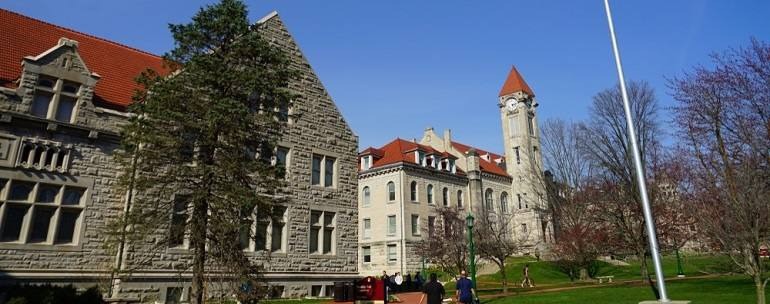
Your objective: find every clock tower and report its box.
[498,66,549,245]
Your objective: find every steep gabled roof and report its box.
[498,65,534,97]
[0,8,166,109]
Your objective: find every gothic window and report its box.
[169,196,190,248]
[30,75,80,123]
[387,181,396,201]
[500,192,509,214]
[410,181,418,202]
[528,115,535,136]
[485,189,494,211]
[362,186,371,207]
[0,179,86,245]
[442,187,449,207]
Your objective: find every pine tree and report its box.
[109,1,296,303]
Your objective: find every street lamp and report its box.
[466,213,477,289]
[675,249,685,277]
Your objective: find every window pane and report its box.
[55,96,77,122]
[239,220,252,250]
[62,187,85,205]
[411,215,418,235]
[323,228,333,254]
[51,209,78,244]
[9,182,34,201]
[388,216,396,235]
[427,185,433,204]
[31,93,52,118]
[410,182,417,201]
[29,207,55,243]
[271,222,284,252]
[442,188,448,206]
[61,81,79,94]
[309,227,319,253]
[276,147,289,168]
[363,187,370,206]
[255,221,268,251]
[1,205,28,241]
[311,155,322,185]
[36,185,60,203]
[37,77,55,88]
[323,212,335,227]
[387,182,395,201]
[324,157,335,187]
[363,247,371,263]
[310,211,321,226]
[457,190,463,208]
[169,198,188,247]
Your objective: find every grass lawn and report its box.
[485,276,757,304]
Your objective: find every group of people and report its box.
[418,270,477,304]
[381,270,425,292]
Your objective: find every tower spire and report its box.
[498,65,534,97]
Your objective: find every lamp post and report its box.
[675,249,685,277]
[466,213,477,288]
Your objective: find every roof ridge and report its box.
[1,8,162,59]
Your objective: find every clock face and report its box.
[505,99,517,111]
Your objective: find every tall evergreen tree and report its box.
[108,1,296,303]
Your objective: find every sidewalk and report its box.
[324,292,424,304]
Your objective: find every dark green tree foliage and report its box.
[108,1,296,303]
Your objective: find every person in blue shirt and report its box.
[455,270,476,304]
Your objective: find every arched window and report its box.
[500,192,509,213]
[410,181,418,201]
[457,190,464,208]
[387,182,395,201]
[442,187,449,206]
[427,184,434,204]
[484,189,494,211]
[362,186,371,206]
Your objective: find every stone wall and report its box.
[0,11,359,301]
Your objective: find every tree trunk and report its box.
[500,266,508,294]
[190,197,210,304]
[754,276,766,304]
[638,253,648,281]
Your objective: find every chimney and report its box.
[443,129,452,151]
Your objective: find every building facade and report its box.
[0,9,358,302]
[357,67,551,276]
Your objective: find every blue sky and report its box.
[5,1,769,152]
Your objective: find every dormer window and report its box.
[416,151,425,166]
[361,155,372,170]
[30,75,80,123]
[425,155,433,168]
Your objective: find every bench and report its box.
[597,275,614,284]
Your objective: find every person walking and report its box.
[418,273,445,304]
[405,272,413,291]
[455,270,476,304]
[521,264,534,288]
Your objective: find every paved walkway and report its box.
[324,292,424,303]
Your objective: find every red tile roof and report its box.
[498,65,534,97]
[361,138,464,175]
[0,8,166,109]
[361,138,510,178]
[450,142,510,177]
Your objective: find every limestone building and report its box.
[0,9,358,301]
[357,67,551,276]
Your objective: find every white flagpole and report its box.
[602,0,670,302]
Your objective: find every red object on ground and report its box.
[760,246,769,257]
[354,276,386,303]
